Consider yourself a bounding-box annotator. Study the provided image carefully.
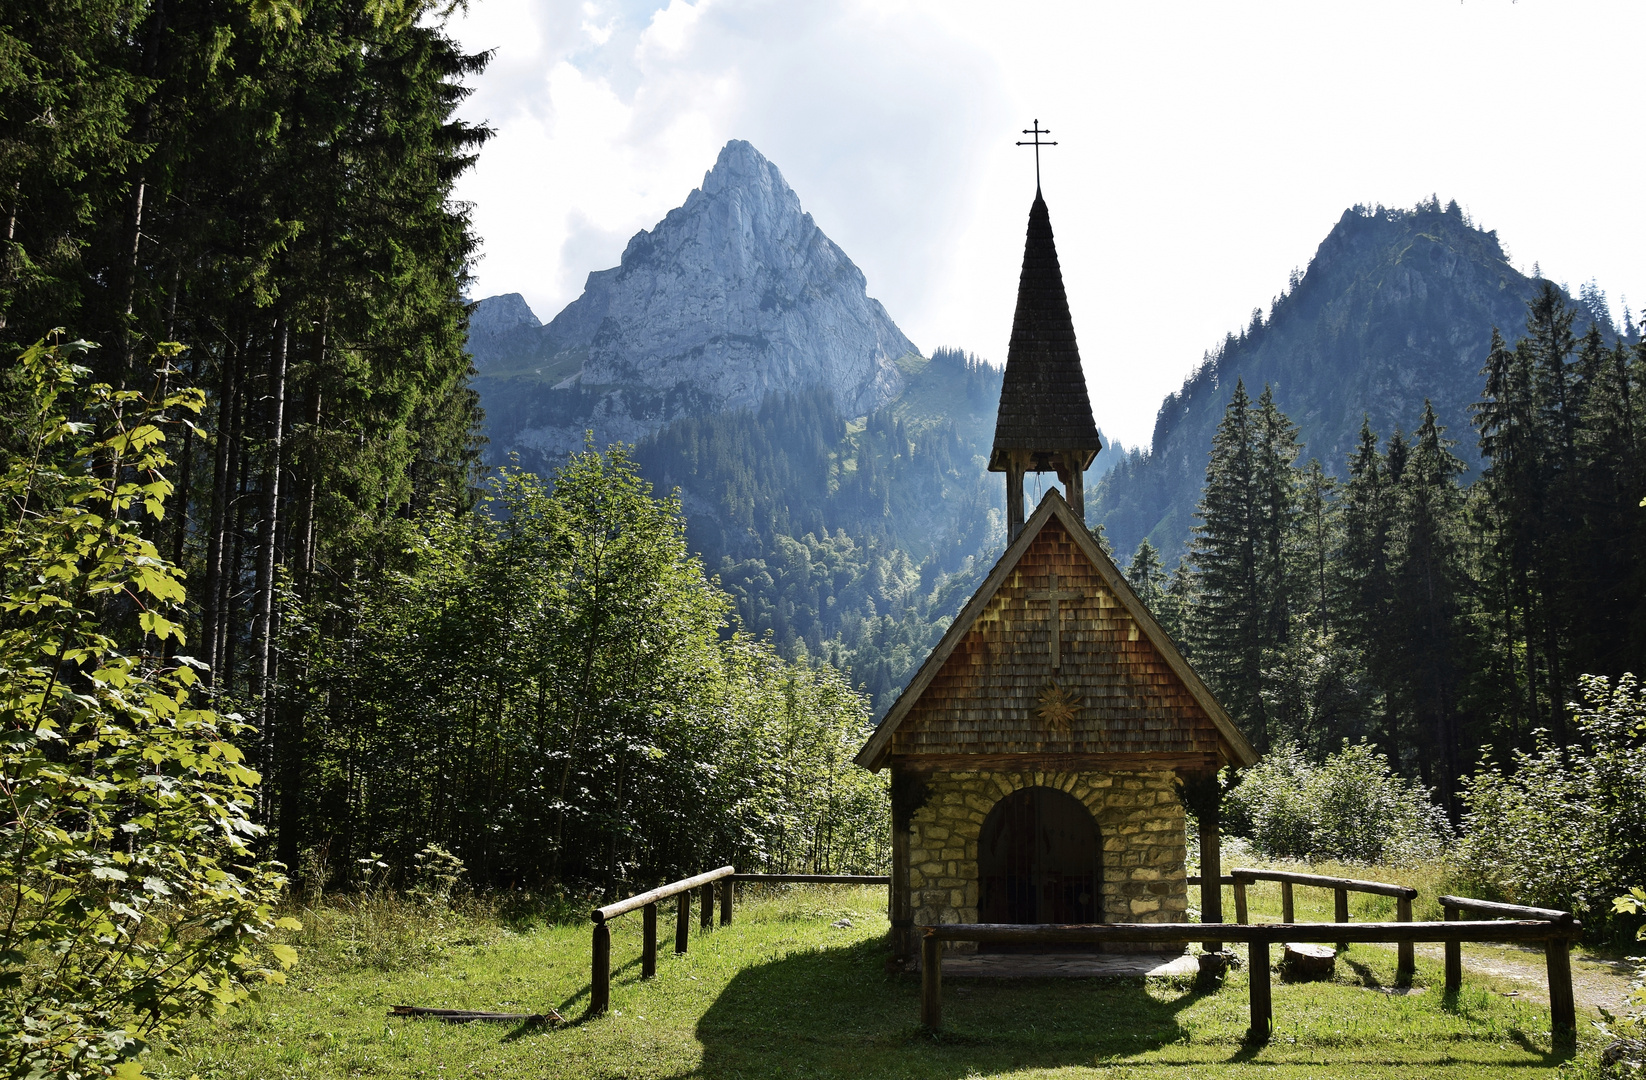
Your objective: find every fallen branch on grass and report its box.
[388,1004,564,1025]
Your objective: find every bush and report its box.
[1460,673,1646,935]
[0,339,290,1078]
[408,843,467,907]
[1225,740,1454,864]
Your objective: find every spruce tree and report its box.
[1189,381,1269,747]
[1296,458,1338,637]
[1386,401,1470,810]
[1127,537,1166,610]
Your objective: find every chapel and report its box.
[854,180,1258,961]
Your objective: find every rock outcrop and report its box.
[470,140,917,463]
[464,292,541,373]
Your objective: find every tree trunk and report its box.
[250,319,288,705]
[203,337,244,683]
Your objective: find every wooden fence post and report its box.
[720,878,733,926]
[1233,880,1249,925]
[642,902,658,979]
[591,919,611,1015]
[1443,904,1461,994]
[1248,937,1271,1043]
[676,891,690,954]
[1546,935,1576,1038]
[1395,896,1414,985]
[921,933,942,1030]
[1281,881,1294,924]
[1334,887,1349,952]
[700,882,714,931]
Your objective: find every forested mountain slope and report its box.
[1090,200,1618,560]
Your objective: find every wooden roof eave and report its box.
[852,491,1259,773]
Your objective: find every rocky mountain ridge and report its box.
[470,140,917,465]
[1089,199,1618,561]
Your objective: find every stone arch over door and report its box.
[978,785,1102,927]
[904,768,1185,933]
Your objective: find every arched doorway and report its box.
[979,786,1102,932]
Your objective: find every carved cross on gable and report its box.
[1025,571,1082,669]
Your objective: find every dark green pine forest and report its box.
[632,349,1019,714]
[1146,282,1645,817]
[0,0,887,907]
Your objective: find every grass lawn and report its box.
[152,883,1605,1079]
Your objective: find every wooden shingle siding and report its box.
[890,515,1221,758]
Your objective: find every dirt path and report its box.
[1411,942,1639,1012]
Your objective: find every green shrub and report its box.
[1460,673,1646,934]
[408,843,467,907]
[1225,739,1453,864]
[0,338,290,1079]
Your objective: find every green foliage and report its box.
[0,338,289,1079]
[629,373,1007,715]
[0,0,493,876]
[406,844,466,908]
[1224,741,1454,865]
[1459,673,1646,936]
[281,441,887,891]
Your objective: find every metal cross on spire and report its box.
[1016,119,1057,189]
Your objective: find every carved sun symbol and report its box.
[1036,680,1082,733]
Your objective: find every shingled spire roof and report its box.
[989,189,1102,472]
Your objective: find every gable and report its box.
[855,492,1256,771]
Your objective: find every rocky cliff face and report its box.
[470,140,917,465]
[465,292,540,373]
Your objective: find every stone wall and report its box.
[905,768,1186,950]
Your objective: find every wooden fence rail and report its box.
[918,917,1580,1041]
[1438,894,1579,1031]
[1228,867,1420,983]
[588,870,890,1015]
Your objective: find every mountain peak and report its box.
[1092,198,1598,561]
[700,139,784,196]
[469,141,917,466]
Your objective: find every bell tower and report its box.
[989,136,1102,541]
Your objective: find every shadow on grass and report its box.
[688,939,1214,1079]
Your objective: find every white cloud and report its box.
[449,0,1646,448]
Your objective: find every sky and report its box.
[446,0,1645,450]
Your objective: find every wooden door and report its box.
[979,786,1101,934]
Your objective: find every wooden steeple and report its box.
[989,189,1102,540]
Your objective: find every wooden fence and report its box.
[587,869,889,1014]
[585,867,1579,1046]
[918,912,1580,1041]
[1187,868,1419,978]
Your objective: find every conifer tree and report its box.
[1386,402,1470,809]
[1190,381,1263,742]
[1127,538,1167,611]
[1296,458,1338,636]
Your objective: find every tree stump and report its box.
[1281,942,1336,981]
